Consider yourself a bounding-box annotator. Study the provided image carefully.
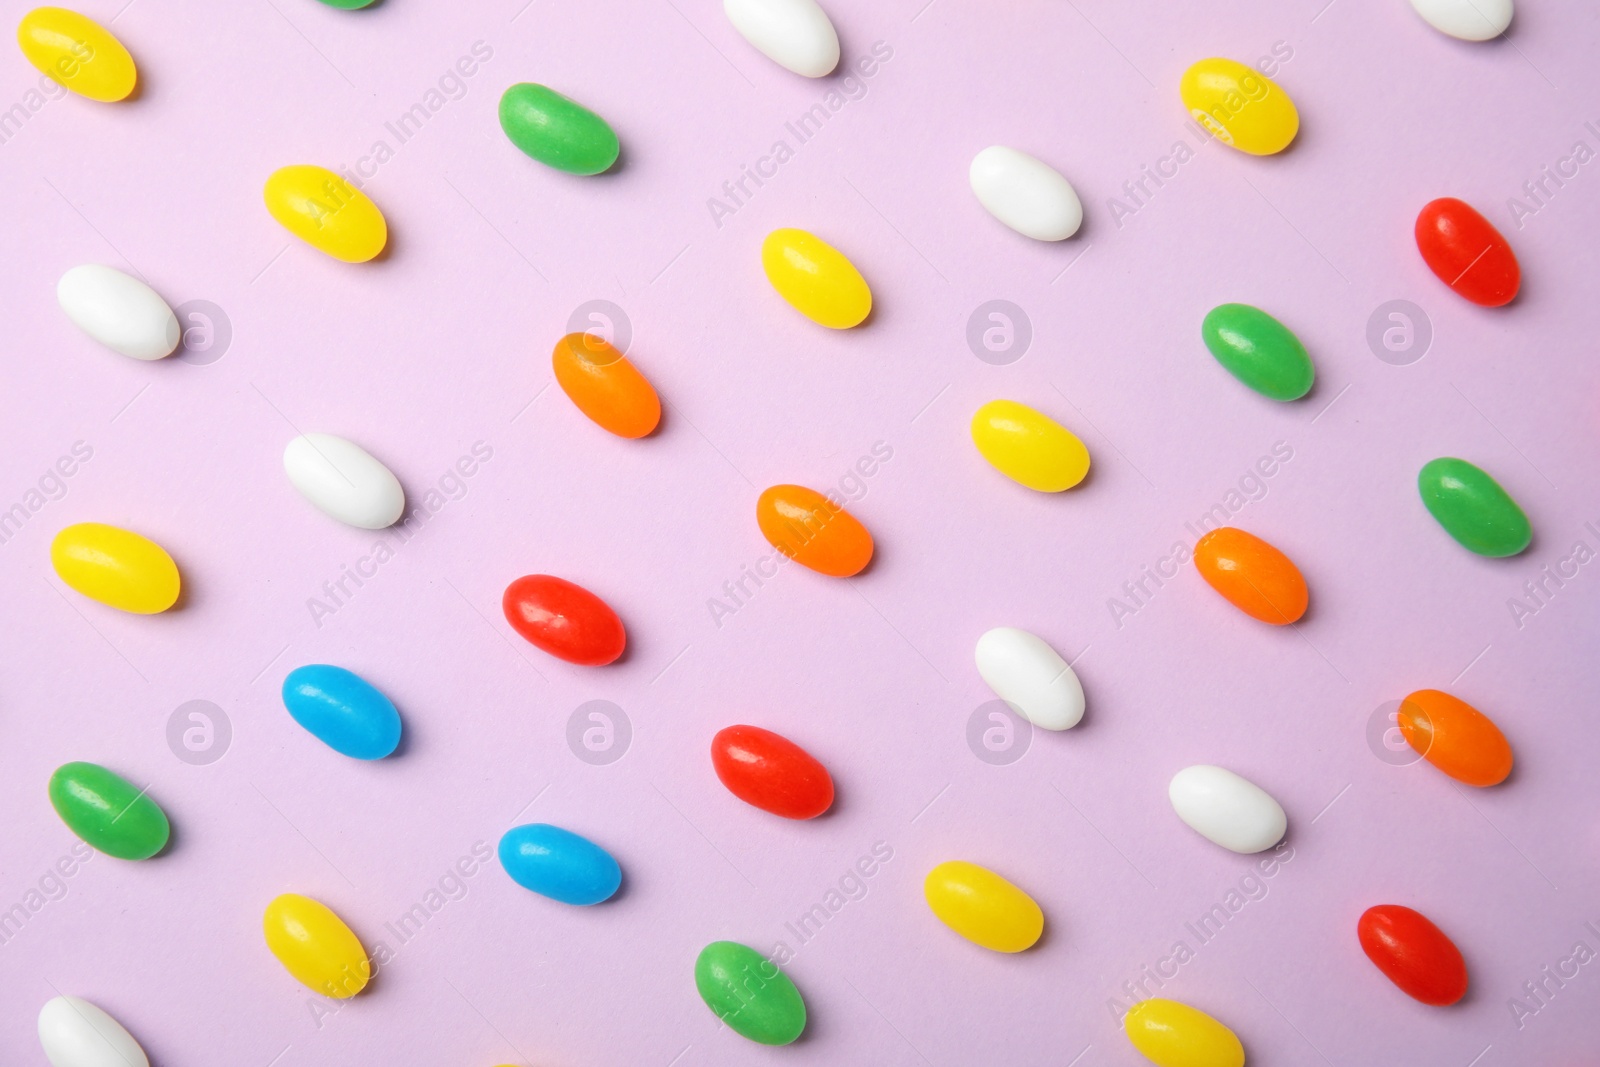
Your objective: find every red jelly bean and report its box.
[711,725,834,820]
[1414,198,1520,307]
[1358,904,1468,1006]
[502,574,625,666]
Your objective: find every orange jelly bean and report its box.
[1194,526,1307,624]
[551,332,661,438]
[1398,689,1513,786]
[756,484,873,577]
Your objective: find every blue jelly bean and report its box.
[498,823,621,905]
[281,664,402,760]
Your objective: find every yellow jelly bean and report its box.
[17,7,136,102]
[761,228,871,328]
[264,165,388,263]
[50,522,179,614]
[923,860,1043,952]
[1123,998,1245,1067]
[971,399,1090,492]
[263,893,371,999]
[1180,58,1298,156]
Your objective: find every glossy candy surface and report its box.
[264,165,387,263]
[498,823,622,905]
[263,893,370,998]
[1194,527,1307,624]
[316,0,378,7]
[968,146,1083,241]
[755,484,873,576]
[551,332,661,438]
[1201,303,1314,401]
[711,725,834,819]
[1415,198,1519,306]
[761,228,871,328]
[973,626,1085,730]
[38,996,148,1067]
[923,860,1043,952]
[1180,57,1297,155]
[48,761,169,860]
[502,574,626,665]
[283,433,405,529]
[57,265,180,360]
[1417,457,1531,556]
[1410,0,1512,39]
[498,84,619,175]
[1398,689,1513,786]
[724,0,839,77]
[51,522,180,614]
[970,400,1091,492]
[18,7,136,102]
[694,941,806,1045]
[1123,998,1245,1067]
[1168,765,1287,854]
[282,665,402,760]
[1358,904,1468,1005]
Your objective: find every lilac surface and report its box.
[2,0,1598,1063]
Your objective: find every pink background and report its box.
[2,0,1598,1062]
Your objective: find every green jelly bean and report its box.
[694,940,806,1045]
[1201,302,1315,401]
[1418,457,1532,557]
[315,0,378,7]
[48,761,170,860]
[498,84,619,176]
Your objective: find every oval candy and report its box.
[502,574,626,665]
[498,823,621,905]
[1168,765,1287,854]
[923,860,1043,953]
[971,399,1090,492]
[1201,303,1314,401]
[724,0,839,77]
[755,484,873,577]
[761,228,871,328]
[968,146,1083,241]
[283,433,405,529]
[1415,198,1519,307]
[38,996,148,1067]
[57,265,179,360]
[498,83,619,175]
[973,626,1085,730]
[552,332,661,438]
[1417,457,1530,557]
[49,761,169,860]
[711,725,834,819]
[18,7,136,102]
[1358,904,1468,1005]
[51,522,180,614]
[316,0,379,7]
[1123,998,1245,1067]
[1398,689,1512,786]
[1194,527,1307,625]
[1180,57,1298,155]
[694,940,807,1045]
[1410,0,1512,40]
[264,165,387,263]
[263,893,370,998]
[282,665,402,760]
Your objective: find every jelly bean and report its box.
[502,574,626,665]
[923,860,1043,952]
[694,940,806,1045]
[551,332,661,438]
[498,823,621,905]
[283,433,405,529]
[1414,198,1519,306]
[755,484,873,577]
[1180,57,1297,155]
[1358,904,1468,1005]
[1200,303,1314,401]
[57,265,179,360]
[316,0,378,7]
[1123,998,1244,1067]
[282,665,402,760]
[48,761,169,860]
[38,996,148,1067]
[1168,765,1287,854]
[18,7,136,102]
[970,399,1090,492]
[51,522,180,614]
[263,165,387,263]
[1417,457,1530,557]
[711,725,834,819]
[263,893,371,998]
[761,228,871,328]
[724,0,839,77]
[968,146,1083,241]
[1398,689,1512,786]
[973,626,1085,730]
[1410,0,1512,40]
[498,83,619,175]
[1194,527,1307,625]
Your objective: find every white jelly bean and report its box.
[38,996,149,1067]
[57,265,180,361]
[724,0,840,77]
[968,146,1083,242]
[1168,765,1287,854]
[1409,0,1511,39]
[283,433,405,530]
[973,626,1085,730]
